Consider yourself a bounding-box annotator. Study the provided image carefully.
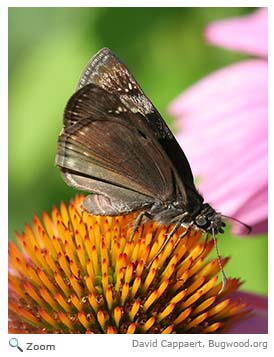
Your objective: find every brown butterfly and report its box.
[55,48,233,289]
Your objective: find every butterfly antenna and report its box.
[221,215,252,234]
[212,227,227,294]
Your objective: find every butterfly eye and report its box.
[195,216,208,228]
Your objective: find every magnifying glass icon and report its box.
[9,338,23,352]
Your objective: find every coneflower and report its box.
[9,195,249,334]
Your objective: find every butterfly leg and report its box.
[129,210,153,241]
[165,212,189,241]
[170,224,193,253]
[146,213,189,269]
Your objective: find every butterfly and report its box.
[55,48,229,288]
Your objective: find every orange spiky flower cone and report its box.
[9,195,249,334]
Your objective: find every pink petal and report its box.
[232,186,268,235]
[247,219,268,236]
[169,60,267,119]
[168,60,267,235]
[204,8,268,57]
[226,291,268,333]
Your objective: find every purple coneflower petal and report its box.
[169,60,267,235]
[226,291,268,334]
[204,8,268,57]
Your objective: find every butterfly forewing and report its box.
[79,48,197,190]
[56,47,203,217]
[76,48,174,140]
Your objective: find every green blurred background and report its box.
[9,7,267,295]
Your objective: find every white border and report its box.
[0,0,8,350]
